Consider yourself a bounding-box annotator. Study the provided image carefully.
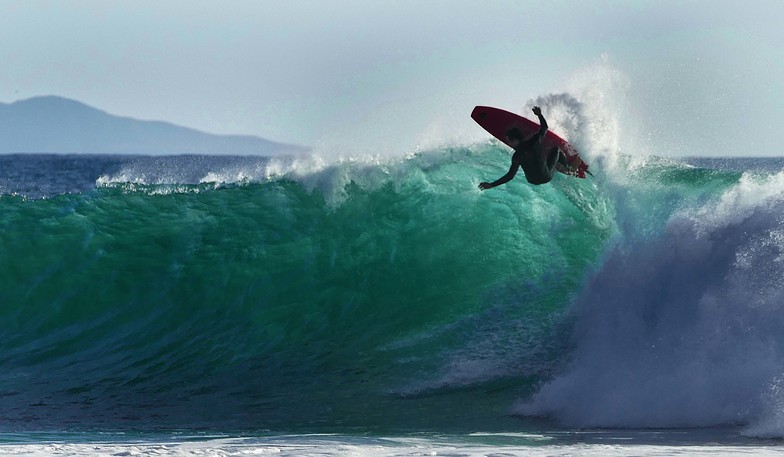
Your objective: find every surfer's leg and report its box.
[557,148,569,168]
[546,147,561,173]
[549,147,571,174]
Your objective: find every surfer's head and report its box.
[505,127,524,147]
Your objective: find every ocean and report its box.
[2,134,784,453]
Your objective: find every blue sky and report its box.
[1,1,783,156]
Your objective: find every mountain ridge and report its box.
[0,96,306,156]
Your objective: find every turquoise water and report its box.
[0,147,610,431]
[2,149,784,441]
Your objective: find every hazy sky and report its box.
[1,0,783,156]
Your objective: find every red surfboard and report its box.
[471,106,590,178]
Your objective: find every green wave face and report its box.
[0,147,742,431]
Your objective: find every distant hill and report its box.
[0,96,306,155]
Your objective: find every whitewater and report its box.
[2,92,784,455]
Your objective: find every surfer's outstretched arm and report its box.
[532,106,548,140]
[479,163,518,190]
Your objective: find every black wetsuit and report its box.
[479,112,566,189]
[514,118,565,185]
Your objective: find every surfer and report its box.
[478,106,568,189]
